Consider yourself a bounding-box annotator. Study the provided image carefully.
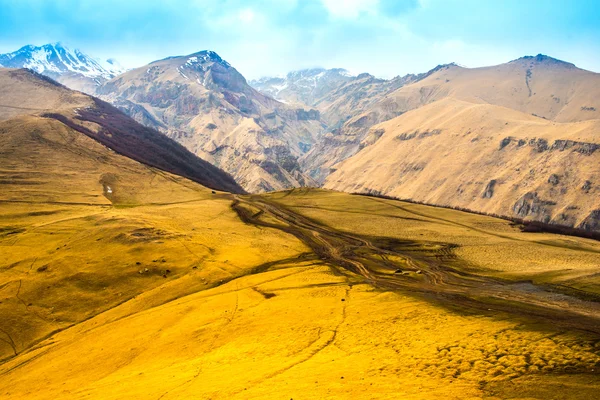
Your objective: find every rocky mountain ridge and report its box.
[96,50,325,192]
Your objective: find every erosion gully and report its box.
[231,194,600,336]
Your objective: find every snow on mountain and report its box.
[100,58,127,76]
[0,43,126,93]
[250,67,356,105]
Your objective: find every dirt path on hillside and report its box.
[233,195,600,336]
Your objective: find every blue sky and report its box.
[1,0,599,78]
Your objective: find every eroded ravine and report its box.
[233,194,600,336]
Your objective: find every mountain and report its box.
[360,55,600,124]
[324,56,600,232]
[251,68,422,182]
[0,43,126,94]
[0,68,243,194]
[292,55,600,184]
[250,67,356,106]
[96,50,325,192]
[297,72,421,181]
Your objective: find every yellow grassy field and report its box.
[2,188,600,399]
[268,189,600,292]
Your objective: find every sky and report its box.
[1,0,599,79]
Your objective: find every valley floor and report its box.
[1,189,600,399]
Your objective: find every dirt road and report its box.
[233,195,600,335]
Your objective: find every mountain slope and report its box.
[324,97,600,231]
[0,68,243,194]
[0,43,125,94]
[369,55,600,123]
[0,108,301,362]
[97,51,324,192]
[302,55,600,183]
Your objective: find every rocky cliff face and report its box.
[97,51,325,192]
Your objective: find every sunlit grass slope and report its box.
[2,187,600,399]
[268,188,600,295]
[0,113,306,362]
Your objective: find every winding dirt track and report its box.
[232,195,600,336]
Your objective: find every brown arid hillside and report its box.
[0,68,243,194]
[325,97,600,232]
[369,54,600,124]
[97,51,325,192]
[0,69,91,119]
[310,55,600,183]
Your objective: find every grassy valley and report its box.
[1,186,600,399]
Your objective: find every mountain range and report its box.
[1,44,598,232]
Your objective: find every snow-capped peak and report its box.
[0,43,125,81]
[183,50,231,69]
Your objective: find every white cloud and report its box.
[321,0,379,19]
[238,8,256,23]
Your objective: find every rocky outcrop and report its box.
[551,139,599,155]
[579,210,600,231]
[548,174,560,186]
[582,180,592,192]
[499,137,512,150]
[530,138,549,152]
[397,129,442,141]
[512,193,557,223]
[295,109,320,120]
[358,128,385,150]
[482,180,497,198]
[499,136,598,155]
